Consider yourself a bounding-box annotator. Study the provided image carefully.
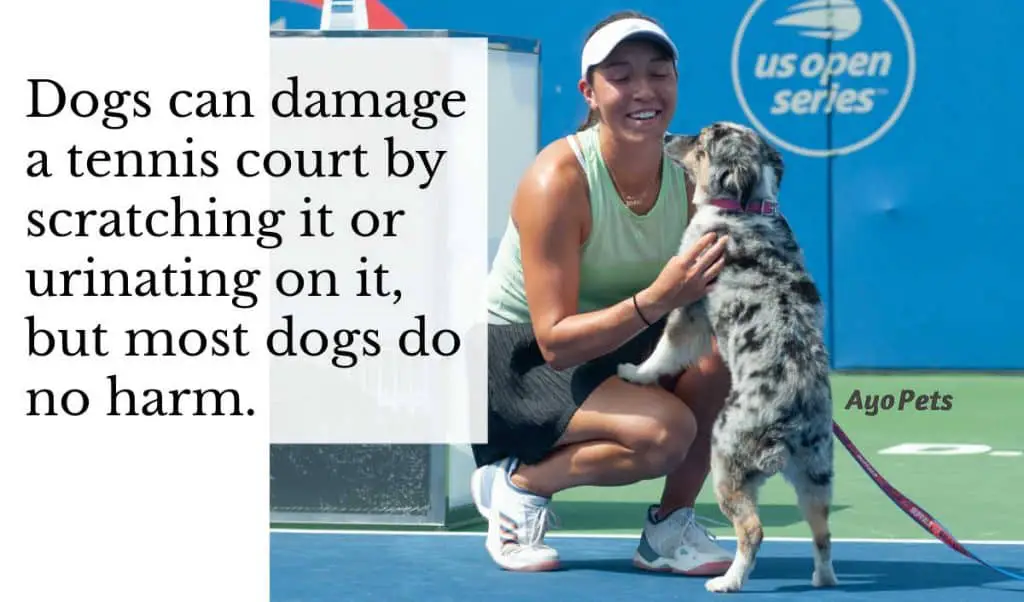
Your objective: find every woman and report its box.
[472,10,733,575]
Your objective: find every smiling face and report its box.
[580,37,677,142]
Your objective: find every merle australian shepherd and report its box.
[618,121,838,593]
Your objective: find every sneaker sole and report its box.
[498,559,562,572]
[632,555,732,577]
[487,542,561,572]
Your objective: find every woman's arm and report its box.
[515,142,725,370]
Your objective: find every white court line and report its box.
[269,528,1024,546]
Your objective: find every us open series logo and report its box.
[731,0,916,158]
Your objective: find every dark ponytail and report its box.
[577,108,599,132]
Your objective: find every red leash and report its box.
[832,421,1024,581]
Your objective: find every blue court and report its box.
[270,531,1024,601]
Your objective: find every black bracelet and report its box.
[633,294,653,327]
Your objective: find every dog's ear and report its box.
[763,142,785,189]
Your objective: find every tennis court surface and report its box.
[271,531,1023,601]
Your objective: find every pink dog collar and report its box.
[708,198,778,216]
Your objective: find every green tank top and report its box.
[487,124,689,324]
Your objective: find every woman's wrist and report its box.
[632,287,666,326]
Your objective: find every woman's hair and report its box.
[577,10,673,132]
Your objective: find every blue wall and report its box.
[378,0,1024,370]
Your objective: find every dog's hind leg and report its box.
[618,301,713,385]
[704,453,766,593]
[785,456,838,587]
[801,494,838,587]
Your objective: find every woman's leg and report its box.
[631,346,734,576]
[658,349,731,516]
[471,320,729,573]
[485,363,734,577]
[472,374,700,573]
[510,376,698,497]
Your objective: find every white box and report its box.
[268,28,540,527]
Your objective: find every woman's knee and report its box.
[629,395,698,476]
[562,377,698,475]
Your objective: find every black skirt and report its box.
[472,318,670,468]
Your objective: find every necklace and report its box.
[607,161,661,213]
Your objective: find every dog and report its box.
[617,121,838,593]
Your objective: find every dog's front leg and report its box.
[618,301,714,385]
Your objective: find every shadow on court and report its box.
[270,532,1024,601]
[548,500,853,531]
[557,555,1023,594]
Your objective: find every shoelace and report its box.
[681,511,730,549]
[693,512,730,535]
[523,505,560,547]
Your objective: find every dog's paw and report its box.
[704,575,744,594]
[812,565,838,588]
[617,363,658,385]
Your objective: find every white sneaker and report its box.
[633,505,734,576]
[470,458,560,572]
[469,458,500,516]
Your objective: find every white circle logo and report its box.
[731,0,916,158]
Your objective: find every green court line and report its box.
[454,374,1024,541]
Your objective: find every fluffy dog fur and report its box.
[617,122,838,593]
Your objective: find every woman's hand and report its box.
[637,232,729,319]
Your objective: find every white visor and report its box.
[580,18,678,80]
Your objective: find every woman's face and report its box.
[583,38,678,142]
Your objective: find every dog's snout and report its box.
[664,133,699,157]
[667,133,697,146]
